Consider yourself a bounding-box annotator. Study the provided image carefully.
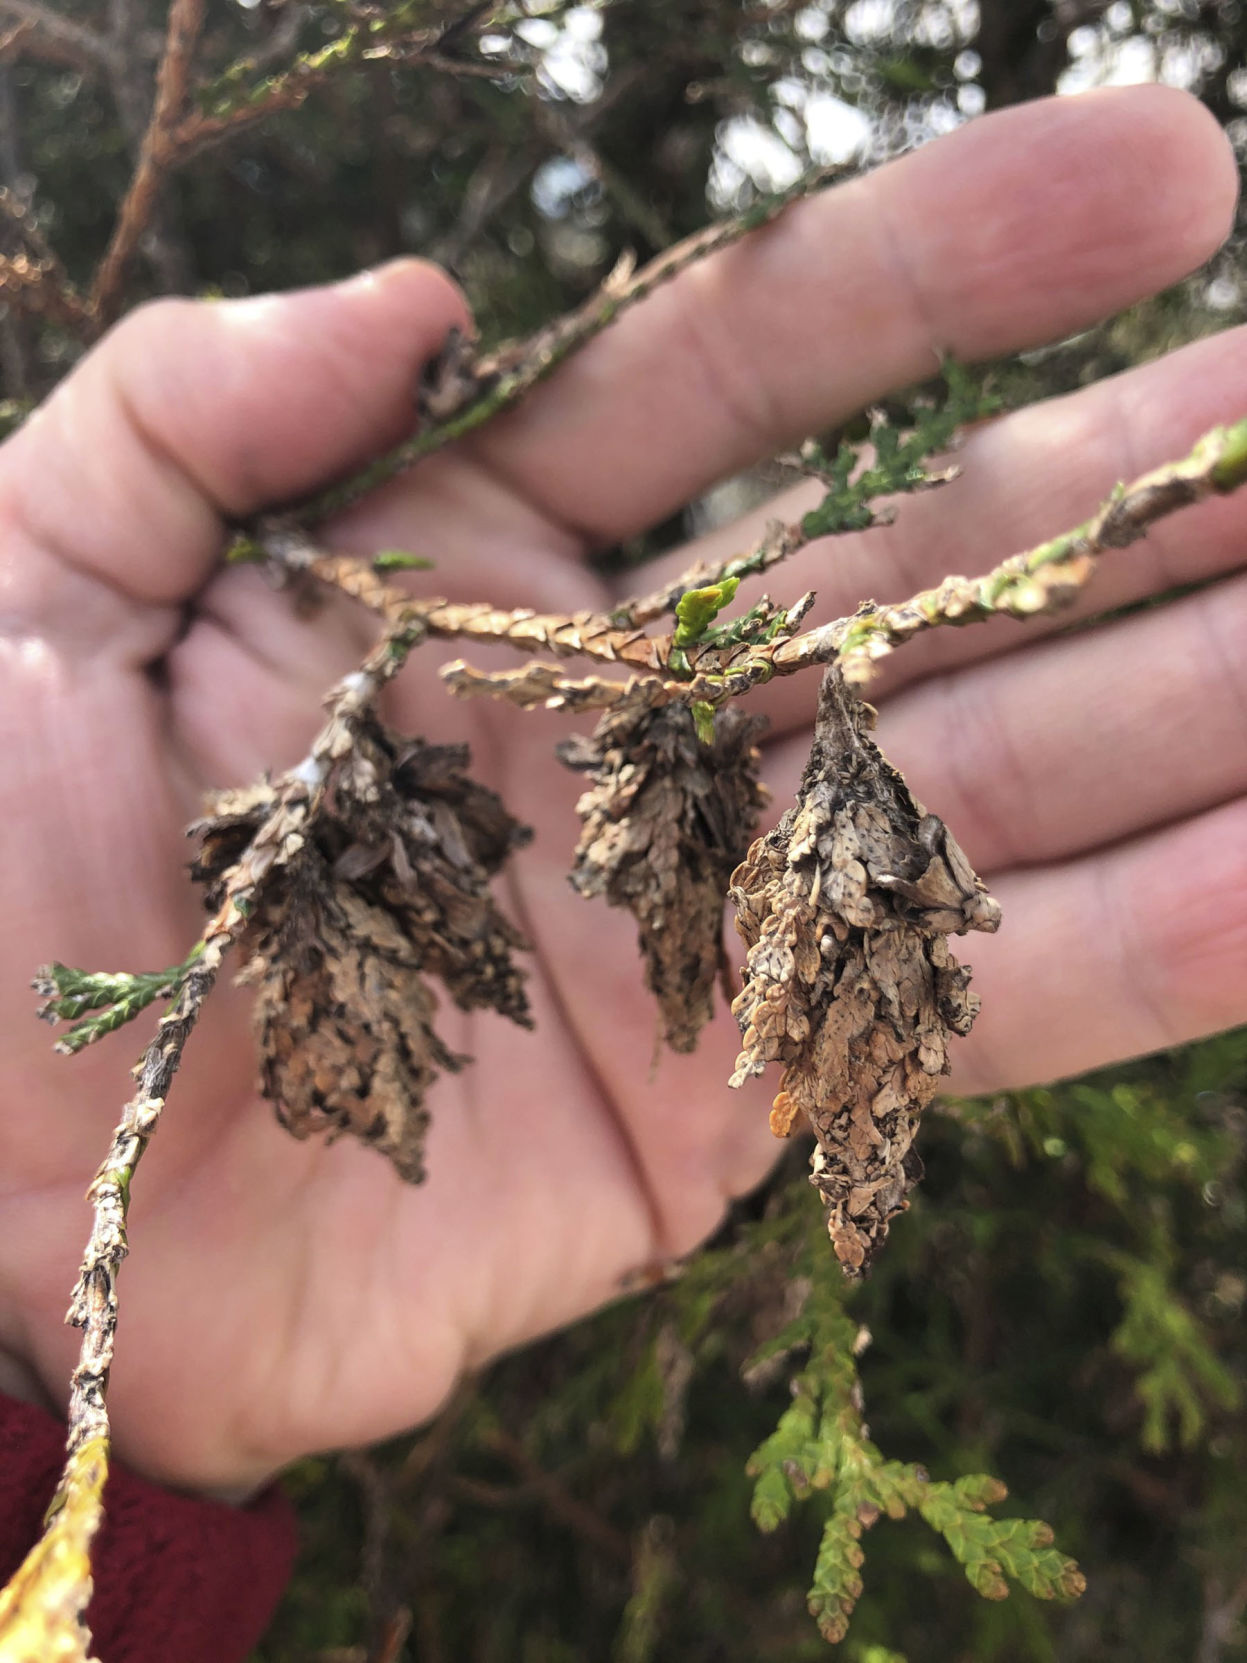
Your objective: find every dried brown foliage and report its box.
[729,668,1001,1275]
[558,700,769,1053]
[190,719,531,1181]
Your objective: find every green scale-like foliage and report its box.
[797,361,998,540]
[744,1243,1084,1642]
[32,948,204,1054]
[6,6,1247,1658]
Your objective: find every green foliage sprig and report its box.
[653,359,999,718]
[669,575,742,676]
[956,1041,1246,1462]
[797,361,997,539]
[33,946,204,1055]
[745,1249,1084,1643]
[1104,1249,1241,1454]
[250,1034,1247,1659]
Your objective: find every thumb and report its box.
[0,260,468,625]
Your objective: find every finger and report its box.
[645,320,1247,739]
[947,798,1246,1095]
[0,260,469,634]
[469,86,1237,543]
[759,571,1247,876]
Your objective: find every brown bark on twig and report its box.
[258,533,680,669]
[774,420,1247,681]
[0,0,112,72]
[441,658,647,713]
[444,418,1247,721]
[23,601,454,1609]
[89,0,204,329]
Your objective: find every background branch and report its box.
[0,0,113,73]
[167,7,518,167]
[89,0,205,329]
[776,415,1247,681]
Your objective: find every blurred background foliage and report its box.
[3,2,1246,1659]
[4,0,1247,388]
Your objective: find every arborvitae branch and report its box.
[609,363,987,632]
[790,360,987,539]
[400,596,672,667]
[441,658,657,712]
[12,604,438,1650]
[8,39,1247,1638]
[252,530,675,671]
[442,410,1247,722]
[610,520,808,631]
[169,4,516,165]
[775,414,1247,681]
[745,1255,1084,1644]
[0,1436,108,1660]
[1103,1249,1240,1452]
[2,941,232,1660]
[410,364,999,704]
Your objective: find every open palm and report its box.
[0,86,1244,1496]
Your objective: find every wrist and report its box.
[0,1344,266,1506]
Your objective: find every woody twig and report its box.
[89,0,205,329]
[167,7,519,167]
[779,414,1247,681]
[439,415,1247,710]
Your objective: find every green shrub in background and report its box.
[257,1032,1246,1662]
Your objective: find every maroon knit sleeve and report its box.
[0,1393,297,1663]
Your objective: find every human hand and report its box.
[0,86,1242,1497]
